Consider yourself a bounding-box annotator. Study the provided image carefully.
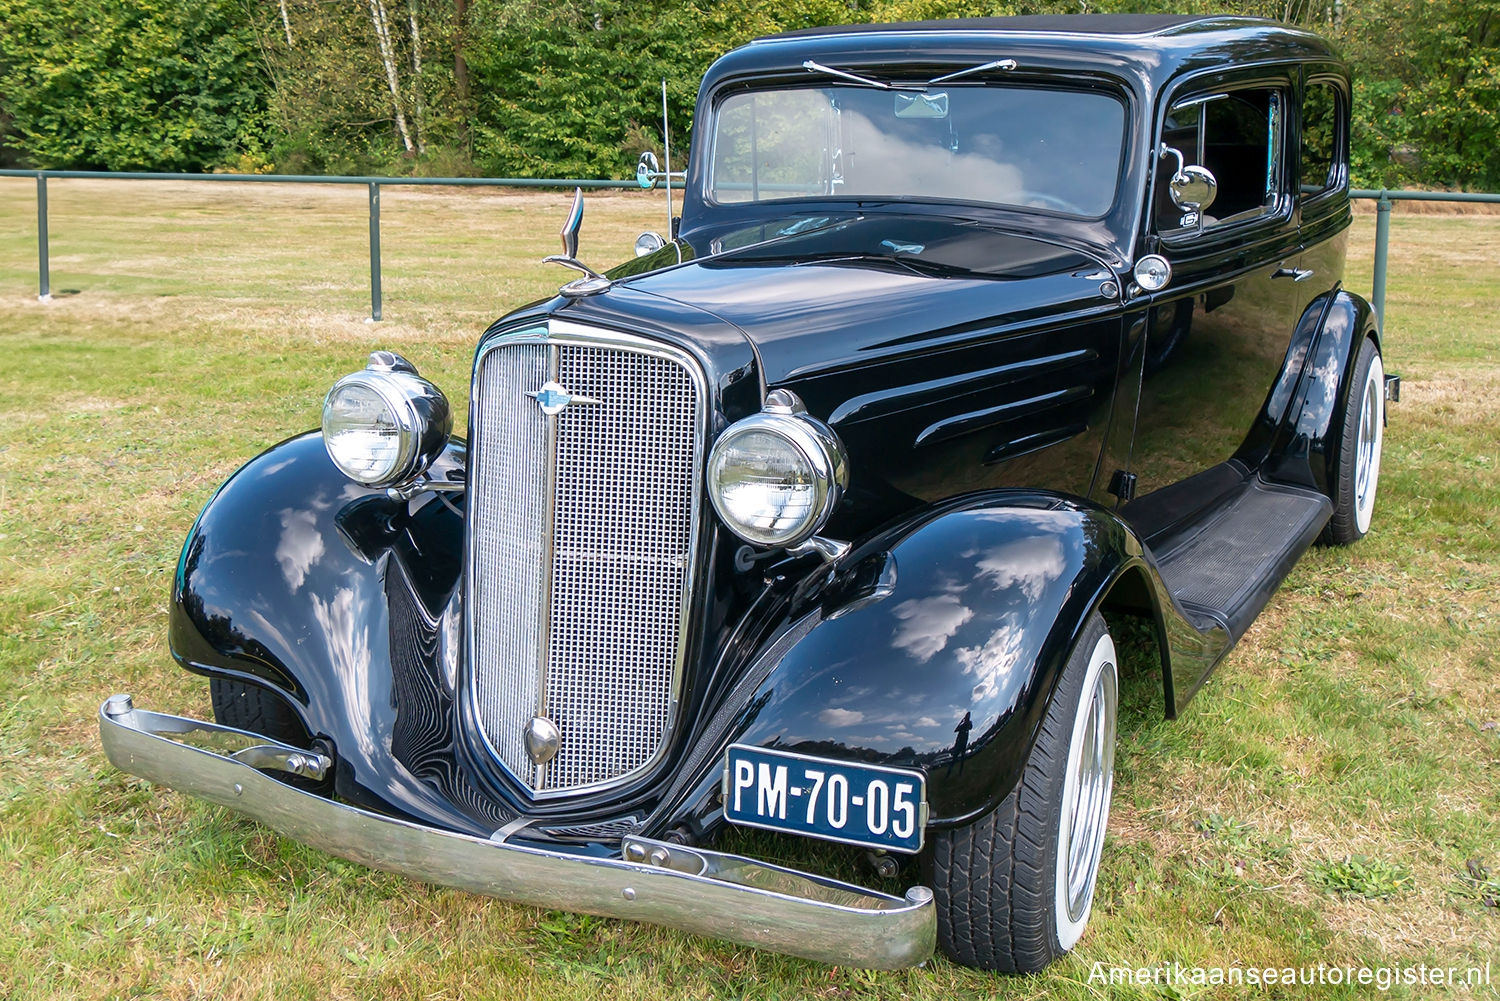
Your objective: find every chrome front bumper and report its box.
[98,696,936,970]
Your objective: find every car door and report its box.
[1117,70,1306,542]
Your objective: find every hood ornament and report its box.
[543,187,612,297]
[525,380,601,416]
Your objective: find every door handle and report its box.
[1273,266,1315,282]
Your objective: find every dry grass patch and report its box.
[1412,367,1500,424]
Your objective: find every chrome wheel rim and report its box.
[1354,355,1384,534]
[1061,657,1117,923]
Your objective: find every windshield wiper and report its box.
[802,60,924,91]
[802,57,1021,90]
[929,59,1017,84]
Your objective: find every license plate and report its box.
[722,745,927,854]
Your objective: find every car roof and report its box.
[759,14,1213,41]
[718,15,1342,95]
[686,15,1345,267]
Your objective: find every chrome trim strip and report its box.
[463,319,711,800]
[533,342,561,791]
[99,699,935,970]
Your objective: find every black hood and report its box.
[612,213,1117,386]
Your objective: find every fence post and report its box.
[1372,191,1391,327]
[36,173,51,302]
[368,181,382,322]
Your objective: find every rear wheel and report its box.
[928,613,1117,972]
[1322,338,1384,545]
[209,677,309,747]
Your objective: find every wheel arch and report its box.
[1093,561,1178,719]
[168,431,493,836]
[1262,288,1382,495]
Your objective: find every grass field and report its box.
[0,178,1496,999]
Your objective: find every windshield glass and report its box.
[708,84,1127,217]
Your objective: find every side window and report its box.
[1300,81,1344,196]
[1156,87,1285,234]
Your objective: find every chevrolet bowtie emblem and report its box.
[525,380,601,416]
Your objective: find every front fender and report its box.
[169,432,492,835]
[716,493,1186,827]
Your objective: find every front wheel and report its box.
[1322,338,1384,545]
[928,612,1118,972]
[209,677,309,748]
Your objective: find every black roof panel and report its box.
[762,14,1225,42]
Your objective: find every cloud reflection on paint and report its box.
[890,590,974,663]
[956,622,1027,702]
[275,507,325,592]
[820,707,866,726]
[974,534,1067,601]
[311,586,376,759]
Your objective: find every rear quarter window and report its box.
[1300,80,1345,196]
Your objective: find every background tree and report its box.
[0,0,267,171]
[0,0,1495,188]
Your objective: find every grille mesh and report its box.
[469,336,699,794]
[469,343,549,786]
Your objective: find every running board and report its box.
[1151,479,1331,640]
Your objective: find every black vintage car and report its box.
[101,14,1394,973]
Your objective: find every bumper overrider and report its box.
[98,696,936,969]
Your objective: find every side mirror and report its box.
[1170,165,1218,215]
[637,151,662,190]
[1158,144,1217,228]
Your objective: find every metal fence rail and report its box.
[1351,188,1500,322]
[0,168,645,321]
[3,168,1497,323]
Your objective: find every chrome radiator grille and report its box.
[467,328,703,796]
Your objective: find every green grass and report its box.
[1310,856,1417,900]
[1,179,1497,999]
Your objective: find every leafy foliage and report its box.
[0,0,266,171]
[1339,0,1500,189]
[1310,854,1416,899]
[0,0,1497,188]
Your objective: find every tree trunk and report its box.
[408,0,426,154]
[453,0,470,108]
[277,0,293,45]
[367,0,416,153]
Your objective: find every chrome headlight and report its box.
[322,351,451,488]
[707,390,848,547]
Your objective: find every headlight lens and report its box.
[322,353,451,488]
[708,398,848,547]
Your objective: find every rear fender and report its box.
[1263,289,1380,492]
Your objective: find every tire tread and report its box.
[209,677,309,747]
[929,613,1110,972]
